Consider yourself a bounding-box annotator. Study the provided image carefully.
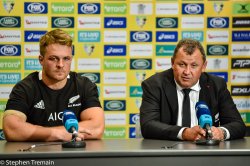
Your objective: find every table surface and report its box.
[1,137,250,159]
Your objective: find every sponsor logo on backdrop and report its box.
[24,16,48,28]
[182,3,204,14]
[206,30,229,42]
[231,86,250,96]
[104,17,126,28]
[156,45,175,56]
[0,45,21,56]
[181,17,204,28]
[135,71,146,83]
[182,31,203,41]
[24,31,47,42]
[78,3,100,14]
[0,101,7,111]
[0,16,20,28]
[156,17,178,28]
[104,30,127,43]
[207,17,229,28]
[213,2,224,14]
[104,3,127,15]
[104,100,126,111]
[207,58,228,70]
[232,31,250,41]
[51,2,74,14]
[155,58,172,71]
[130,86,143,97]
[0,87,12,99]
[134,98,142,109]
[129,44,152,57]
[3,0,15,13]
[129,114,140,124]
[0,59,21,70]
[208,72,228,82]
[155,3,179,15]
[136,16,147,28]
[0,130,5,140]
[207,45,228,56]
[233,99,250,111]
[231,72,250,84]
[104,45,126,56]
[231,44,250,56]
[78,31,100,42]
[0,73,20,84]
[78,73,100,83]
[156,31,178,42]
[25,59,41,70]
[0,30,21,42]
[233,17,250,28]
[52,17,74,28]
[77,58,100,70]
[130,31,152,42]
[83,44,95,56]
[78,16,101,29]
[104,59,126,70]
[104,86,126,98]
[104,127,126,138]
[232,58,250,69]
[233,3,250,15]
[129,127,136,138]
[105,113,126,125]
[24,2,48,14]
[130,59,152,70]
[130,3,152,15]
[103,72,126,84]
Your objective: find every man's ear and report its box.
[38,55,43,63]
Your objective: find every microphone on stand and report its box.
[195,101,220,146]
[62,110,86,148]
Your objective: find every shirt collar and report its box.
[174,80,201,92]
[38,71,70,80]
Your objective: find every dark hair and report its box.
[39,29,72,56]
[172,39,206,62]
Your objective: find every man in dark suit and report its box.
[140,39,246,141]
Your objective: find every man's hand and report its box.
[211,126,224,141]
[182,126,206,141]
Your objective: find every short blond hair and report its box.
[39,29,72,56]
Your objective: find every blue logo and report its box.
[208,72,228,82]
[104,100,126,111]
[25,59,42,70]
[232,31,250,41]
[78,3,100,14]
[24,2,48,14]
[0,73,21,84]
[208,17,229,28]
[130,59,152,70]
[52,17,74,28]
[182,31,203,41]
[24,31,47,42]
[156,31,178,42]
[129,114,140,124]
[0,45,21,56]
[78,31,100,42]
[129,127,136,138]
[104,45,126,56]
[104,17,126,28]
[130,31,152,42]
[182,3,204,14]
[0,16,21,28]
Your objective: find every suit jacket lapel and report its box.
[199,73,212,109]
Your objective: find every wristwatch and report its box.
[220,128,227,141]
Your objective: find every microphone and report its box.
[62,110,86,148]
[195,101,220,145]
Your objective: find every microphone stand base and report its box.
[195,139,220,146]
[62,141,86,148]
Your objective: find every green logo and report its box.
[104,59,126,70]
[130,86,143,97]
[156,45,175,56]
[0,59,21,70]
[104,127,126,138]
[0,101,7,112]
[51,2,74,14]
[104,3,127,14]
[233,3,250,14]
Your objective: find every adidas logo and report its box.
[34,100,45,109]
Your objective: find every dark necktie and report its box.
[182,89,191,127]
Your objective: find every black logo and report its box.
[231,58,250,69]
[233,17,250,28]
[231,86,250,96]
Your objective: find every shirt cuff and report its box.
[219,127,230,140]
[177,127,187,140]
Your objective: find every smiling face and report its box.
[172,47,207,88]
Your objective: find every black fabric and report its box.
[5,71,101,127]
[182,89,191,127]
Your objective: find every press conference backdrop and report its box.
[0,0,249,140]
